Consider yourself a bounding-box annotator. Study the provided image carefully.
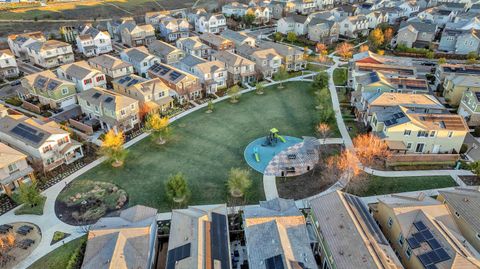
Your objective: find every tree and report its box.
[286,32,297,43]
[207,100,214,112]
[353,133,390,166]
[336,42,354,59]
[359,44,369,52]
[467,52,478,64]
[438,58,447,65]
[327,149,361,187]
[313,72,329,89]
[0,232,16,266]
[316,42,328,55]
[383,27,394,44]
[145,113,170,144]
[255,81,265,95]
[165,173,190,204]
[227,168,252,198]
[276,65,288,88]
[425,50,435,59]
[244,13,256,26]
[368,28,384,49]
[100,130,127,167]
[377,49,385,55]
[18,182,42,207]
[316,122,331,143]
[273,32,283,42]
[227,85,241,103]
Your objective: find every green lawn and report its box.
[74,82,336,212]
[353,175,457,197]
[28,236,86,269]
[333,68,348,86]
[14,195,46,215]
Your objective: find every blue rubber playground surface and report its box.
[244,136,303,174]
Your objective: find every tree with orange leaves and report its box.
[353,133,390,167]
[0,232,16,266]
[316,43,328,55]
[336,42,354,59]
[316,122,331,143]
[359,44,369,52]
[325,149,361,186]
[384,27,394,45]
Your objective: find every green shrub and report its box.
[5,97,22,106]
[66,239,87,269]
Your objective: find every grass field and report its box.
[71,82,337,212]
[28,236,86,269]
[352,175,457,197]
[14,196,46,215]
[333,68,348,86]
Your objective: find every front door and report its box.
[432,145,440,154]
[415,143,425,153]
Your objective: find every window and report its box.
[121,109,126,116]
[404,130,411,136]
[407,142,412,149]
[158,91,165,98]
[96,76,104,82]
[415,143,425,153]
[62,88,69,95]
[429,131,436,137]
[417,131,428,137]
[46,157,55,165]
[455,211,460,218]
[405,247,412,259]
[398,233,404,246]
[57,136,69,146]
[43,145,52,153]
[448,131,453,138]
[476,233,480,240]
[8,163,18,173]
[84,78,92,85]
[131,104,135,109]
[387,217,393,228]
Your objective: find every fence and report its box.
[386,154,460,167]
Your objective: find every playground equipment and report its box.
[253,146,260,162]
[262,128,286,146]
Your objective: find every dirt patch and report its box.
[459,175,480,186]
[0,222,41,269]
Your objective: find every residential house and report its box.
[148,63,202,103]
[190,60,227,94]
[0,142,35,196]
[26,40,74,69]
[458,89,480,126]
[222,1,249,17]
[57,61,107,92]
[59,26,78,44]
[75,24,112,57]
[0,114,83,172]
[371,192,480,269]
[395,21,437,48]
[338,15,370,38]
[120,24,156,48]
[120,46,160,78]
[220,29,256,48]
[88,54,134,83]
[416,5,455,26]
[211,50,256,86]
[398,0,420,17]
[7,31,46,58]
[434,63,480,87]
[167,204,231,269]
[316,0,335,9]
[437,188,480,254]
[198,32,235,52]
[22,70,77,109]
[144,11,168,25]
[81,205,158,269]
[439,29,480,54]
[276,14,309,35]
[195,13,227,34]
[147,40,185,65]
[366,10,389,29]
[269,1,296,20]
[307,19,340,43]
[112,75,173,113]
[187,8,208,25]
[176,54,207,73]
[246,6,270,25]
[176,36,212,59]
[258,41,307,71]
[354,71,429,96]
[294,0,317,14]
[370,106,468,154]
[309,191,404,269]
[0,49,19,79]
[107,17,136,41]
[237,44,282,79]
[243,198,317,269]
[77,87,140,133]
[443,74,480,106]
[158,17,190,42]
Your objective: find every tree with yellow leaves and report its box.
[100,130,127,167]
[359,44,369,52]
[146,113,170,145]
[335,42,354,59]
[368,28,384,49]
[316,42,328,55]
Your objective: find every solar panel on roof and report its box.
[92,92,102,99]
[11,123,45,144]
[118,77,127,84]
[166,243,191,269]
[265,254,285,269]
[211,212,230,269]
[421,230,434,240]
[427,238,441,250]
[434,248,450,262]
[407,237,421,249]
[127,79,138,87]
[419,253,432,267]
[35,77,47,88]
[47,81,59,91]
[427,250,441,264]
[413,232,425,243]
[105,97,113,103]
[414,221,427,231]
[425,264,438,269]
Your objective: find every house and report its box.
[167,204,231,269]
[77,87,140,133]
[112,75,173,114]
[107,17,136,41]
[237,44,282,79]
[294,0,317,14]
[443,74,480,107]
[211,50,256,86]
[309,191,404,269]
[370,106,468,154]
[269,1,296,20]
[307,19,340,43]
[81,205,158,269]
[26,40,74,69]
[246,6,270,25]
[7,31,46,58]
[176,36,212,59]
[190,60,227,94]
[316,0,334,9]
[371,192,480,269]
[195,13,227,34]
[75,24,112,57]
[338,15,370,38]
[458,89,480,126]
[0,142,35,196]
[187,8,208,25]
[0,49,19,79]
[120,23,156,48]
[198,32,235,53]
[0,114,83,172]
[398,0,420,17]
[158,17,190,42]
[148,63,203,103]
[222,1,249,17]
[243,198,317,269]
[437,188,480,254]
[220,29,256,48]
[59,26,78,44]
[353,71,429,96]
[366,10,389,29]
[176,54,207,73]
[258,41,307,71]
[147,40,185,65]
[120,46,160,78]
[416,5,455,26]
[57,61,107,92]
[395,21,437,48]
[276,14,309,35]
[434,63,480,87]
[22,70,77,109]
[144,11,168,25]
[88,54,134,83]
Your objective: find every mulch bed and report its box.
[459,176,480,186]
[0,195,18,216]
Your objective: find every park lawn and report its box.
[353,175,457,197]
[74,82,338,212]
[14,195,46,215]
[333,68,348,86]
[28,236,87,269]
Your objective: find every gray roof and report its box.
[123,47,151,63]
[88,54,132,70]
[243,198,316,269]
[400,21,437,33]
[439,188,480,234]
[220,29,252,44]
[178,54,206,69]
[59,61,97,80]
[148,40,180,56]
[77,87,137,113]
[374,105,410,127]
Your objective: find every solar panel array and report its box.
[92,92,102,99]
[443,66,480,74]
[117,76,132,84]
[11,123,45,144]
[170,71,183,81]
[406,221,451,269]
[265,254,285,269]
[104,97,113,103]
[166,243,191,269]
[384,112,406,127]
[127,79,139,87]
[47,81,59,91]
[150,64,171,76]
[211,212,230,269]
[35,77,47,88]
